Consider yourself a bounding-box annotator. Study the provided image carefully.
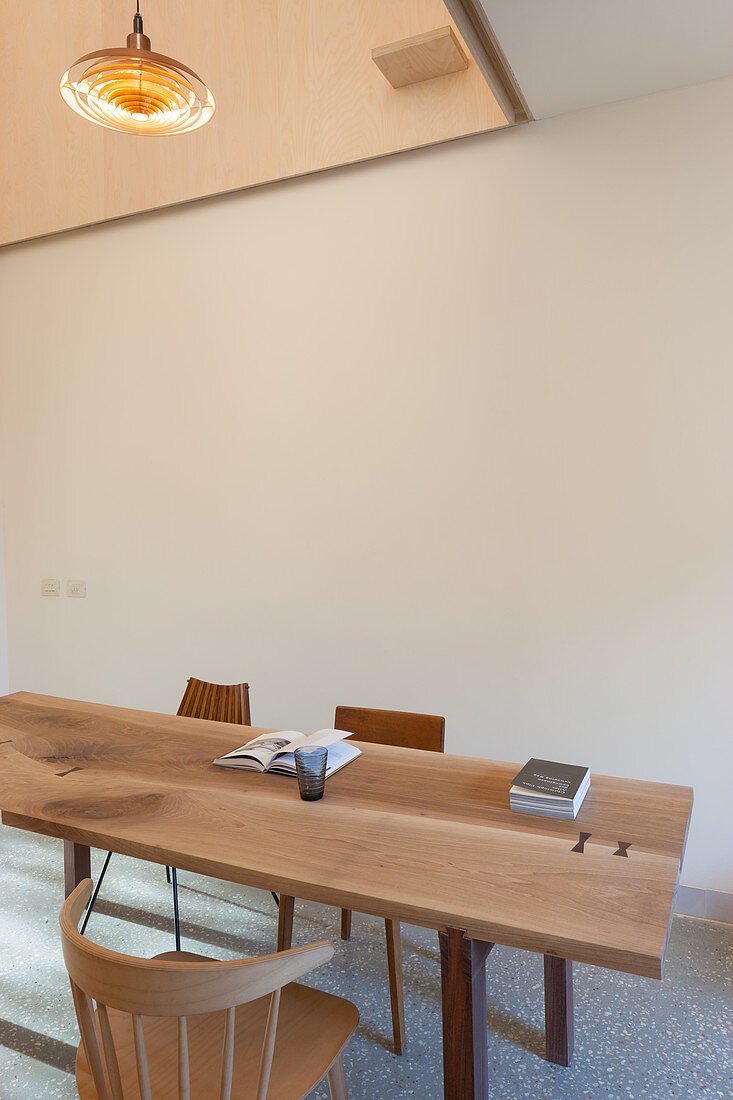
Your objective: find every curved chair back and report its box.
[334,705,445,753]
[60,881,332,1100]
[177,679,251,726]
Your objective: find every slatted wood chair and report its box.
[277,706,445,1056]
[82,681,255,947]
[61,880,358,1100]
[177,678,251,726]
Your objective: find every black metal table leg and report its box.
[80,850,113,936]
[171,867,181,950]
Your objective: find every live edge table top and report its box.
[0,692,692,979]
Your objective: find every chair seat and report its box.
[76,963,358,1100]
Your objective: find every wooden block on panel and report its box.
[277,0,506,183]
[372,27,468,88]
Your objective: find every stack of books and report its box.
[510,758,590,819]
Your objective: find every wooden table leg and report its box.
[277,894,295,952]
[384,918,406,1055]
[64,840,91,898]
[544,955,574,1066]
[439,928,493,1100]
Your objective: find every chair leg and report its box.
[340,908,352,940]
[271,892,280,908]
[327,1052,348,1100]
[277,895,295,952]
[80,851,113,936]
[384,918,406,1055]
[171,867,181,951]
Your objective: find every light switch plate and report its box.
[66,579,87,598]
[41,578,60,596]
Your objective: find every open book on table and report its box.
[212,728,361,778]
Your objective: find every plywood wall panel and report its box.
[0,1,104,243]
[102,0,280,220]
[0,0,507,246]
[278,0,506,177]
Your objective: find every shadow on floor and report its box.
[486,1005,545,1057]
[0,1019,76,1075]
[87,898,266,957]
[178,882,276,920]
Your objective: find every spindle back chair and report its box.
[61,880,356,1100]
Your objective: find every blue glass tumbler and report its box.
[294,746,328,801]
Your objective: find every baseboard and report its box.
[675,885,733,924]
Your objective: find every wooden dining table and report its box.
[0,692,693,1099]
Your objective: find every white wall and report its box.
[1,75,731,892]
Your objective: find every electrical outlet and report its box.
[41,578,60,597]
[66,579,87,598]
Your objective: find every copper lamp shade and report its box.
[60,8,215,136]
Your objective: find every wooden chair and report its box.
[177,678,251,726]
[82,681,255,948]
[277,706,445,1056]
[61,880,358,1100]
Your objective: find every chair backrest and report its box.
[60,881,333,1100]
[334,705,445,753]
[177,678,251,726]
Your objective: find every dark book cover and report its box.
[511,758,589,800]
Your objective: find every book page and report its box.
[218,730,305,767]
[268,740,362,777]
[273,728,353,755]
[215,729,350,770]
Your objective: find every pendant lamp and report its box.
[60,3,215,136]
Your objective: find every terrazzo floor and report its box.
[0,827,731,1099]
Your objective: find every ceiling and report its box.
[483,0,733,119]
